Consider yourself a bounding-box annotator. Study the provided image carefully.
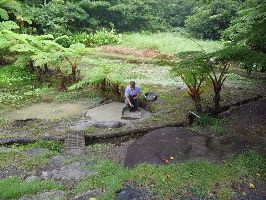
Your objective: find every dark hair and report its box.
[130,81,135,87]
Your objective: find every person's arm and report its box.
[133,87,141,99]
[126,95,133,107]
[125,87,133,107]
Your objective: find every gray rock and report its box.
[24,148,51,155]
[91,121,126,128]
[50,155,66,165]
[25,176,39,182]
[116,185,152,200]
[70,119,93,131]
[73,189,103,200]
[19,190,66,200]
[51,162,95,181]
[64,148,84,156]
[41,171,49,179]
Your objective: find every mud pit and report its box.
[5,103,86,120]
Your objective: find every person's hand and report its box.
[130,104,134,107]
[133,96,138,100]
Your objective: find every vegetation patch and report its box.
[190,113,226,136]
[74,151,265,200]
[0,176,62,200]
[120,32,222,53]
[0,140,62,170]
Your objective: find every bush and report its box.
[54,35,72,48]
[70,29,122,47]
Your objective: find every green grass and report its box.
[0,150,56,171]
[0,140,62,170]
[81,57,183,87]
[0,176,62,199]
[74,151,265,200]
[190,113,226,136]
[10,140,63,153]
[120,32,222,53]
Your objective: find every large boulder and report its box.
[125,127,211,168]
[125,127,262,168]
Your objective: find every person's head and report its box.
[130,81,135,90]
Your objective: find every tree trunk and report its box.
[192,94,202,113]
[213,85,221,115]
[247,69,252,77]
[60,75,67,91]
[28,59,34,72]
[71,65,77,78]
[101,78,106,91]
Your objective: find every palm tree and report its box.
[0,0,21,20]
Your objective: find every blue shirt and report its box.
[125,85,141,96]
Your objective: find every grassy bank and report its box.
[75,151,265,200]
[120,32,222,53]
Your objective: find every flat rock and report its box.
[69,119,93,131]
[19,190,67,200]
[50,155,66,165]
[121,109,142,120]
[86,102,126,121]
[85,102,151,121]
[73,189,103,200]
[43,162,95,181]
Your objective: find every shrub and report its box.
[70,29,122,47]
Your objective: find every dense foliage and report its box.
[223,3,266,53]
[185,0,239,40]
[0,0,265,97]
[0,0,21,20]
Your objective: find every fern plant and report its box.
[171,52,209,112]
[69,63,127,95]
[0,0,21,20]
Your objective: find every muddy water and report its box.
[5,103,86,120]
[86,102,151,121]
[5,102,151,122]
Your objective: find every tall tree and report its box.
[185,0,239,40]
